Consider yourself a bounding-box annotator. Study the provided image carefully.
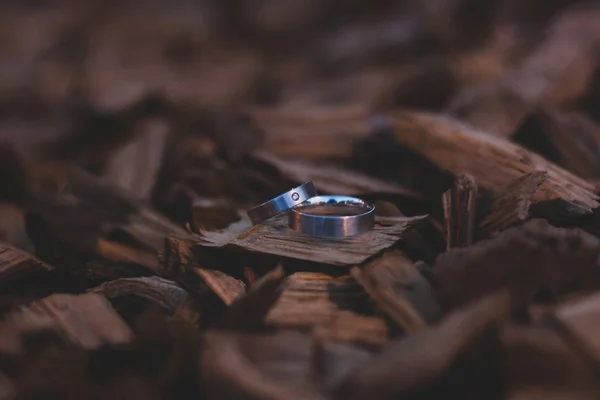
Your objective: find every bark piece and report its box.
[0,293,133,355]
[89,276,190,313]
[515,110,600,180]
[202,331,326,400]
[196,213,427,266]
[447,4,600,137]
[431,220,600,312]
[554,292,600,365]
[500,325,598,400]
[253,150,421,198]
[351,250,442,333]
[218,265,286,329]
[0,242,54,287]
[335,292,510,400]
[480,171,548,235]
[391,111,599,215]
[103,117,170,200]
[442,173,477,248]
[250,105,370,160]
[266,272,389,349]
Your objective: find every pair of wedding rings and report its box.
[247,181,375,238]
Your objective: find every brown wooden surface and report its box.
[1,1,600,398]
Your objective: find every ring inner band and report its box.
[294,203,368,216]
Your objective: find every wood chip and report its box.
[442,173,477,248]
[554,292,600,365]
[103,117,170,200]
[480,171,548,235]
[218,265,286,329]
[160,236,246,306]
[431,220,600,312]
[515,110,600,180]
[0,242,54,287]
[89,276,190,312]
[312,340,373,391]
[29,166,195,253]
[26,166,196,275]
[202,330,327,400]
[351,250,442,333]
[500,325,598,399]
[0,293,133,355]
[391,111,599,215]
[192,268,246,306]
[196,213,427,266]
[253,150,421,198]
[266,272,389,348]
[447,4,600,137]
[335,291,509,400]
[249,105,370,160]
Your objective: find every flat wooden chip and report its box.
[196,213,427,266]
[431,220,600,312]
[202,330,328,400]
[352,250,442,333]
[0,243,54,286]
[0,293,133,355]
[480,171,548,235]
[336,291,510,399]
[265,272,389,348]
[391,111,599,215]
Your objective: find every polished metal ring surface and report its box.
[289,195,375,238]
[247,181,318,225]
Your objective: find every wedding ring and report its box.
[247,181,318,225]
[288,195,375,238]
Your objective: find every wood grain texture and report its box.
[0,293,132,355]
[391,111,599,215]
[266,272,389,348]
[442,173,477,248]
[352,250,442,333]
[0,243,54,286]
[197,213,426,266]
[480,171,548,235]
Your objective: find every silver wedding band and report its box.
[247,181,318,225]
[289,195,375,238]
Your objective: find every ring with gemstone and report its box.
[247,181,318,225]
